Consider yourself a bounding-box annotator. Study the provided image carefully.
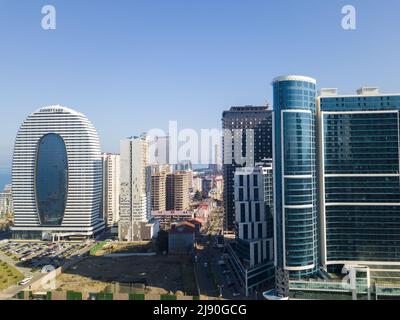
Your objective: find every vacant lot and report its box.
[92,241,152,256]
[0,260,24,290]
[53,254,198,296]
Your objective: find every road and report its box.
[194,235,218,298]
[193,202,246,300]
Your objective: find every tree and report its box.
[194,191,203,201]
[156,230,169,253]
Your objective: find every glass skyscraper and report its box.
[318,87,400,270]
[272,76,319,279]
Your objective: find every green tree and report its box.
[194,191,203,201]
[156,230,169,253]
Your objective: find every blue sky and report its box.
[1,0,400,176]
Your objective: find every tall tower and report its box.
[12,105,104,240]
[222,106,273,232]
[119,136,158,241]
[166,171,190,211]
[272,76,318,279]
[151,172,167,212]
[102,153,120,227]
[318,87,400,271]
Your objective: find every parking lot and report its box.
[0,241,91,272]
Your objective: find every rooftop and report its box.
[272,75,317,84]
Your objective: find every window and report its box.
[243,225,248,240]
[255,203,260,221]
[35,133,68,226]
[254,188,259,201]
[240,203,246,222]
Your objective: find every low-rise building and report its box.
[168,221,195,255]
[152,210,194,230]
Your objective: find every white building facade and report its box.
[12,106,104,240]
[119,136,159,241]
[228,160,275,296]
[102,153,120,227]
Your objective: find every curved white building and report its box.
[12,105,104,240]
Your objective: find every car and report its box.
[18,277,33,286]
[204,262,208,268]
[223,270,230,275]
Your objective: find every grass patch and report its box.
[0,259,24,290]
[90,241,107,256]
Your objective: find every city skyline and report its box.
[2,0,400,174]
[2,0,400,304]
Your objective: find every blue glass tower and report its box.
[319,87,400,269]
[272,76,319,279]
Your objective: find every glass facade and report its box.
[320,94,400,264]
[273,76,319,278]
[35,133,68,226]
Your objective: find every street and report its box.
[193,205,244,300]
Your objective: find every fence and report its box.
[14,290,209,301]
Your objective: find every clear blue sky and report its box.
[1,0,400,175]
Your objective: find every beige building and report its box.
[151,172,166,211]
[166,171,189,211]
[0,184,13,219]
[192,176,203,194]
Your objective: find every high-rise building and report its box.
[222,106,273,231]
[166,172,190,211]
[230,159,275,296]
[12,106,104,240]
[272,76,319,279]
[151,172,167,212]
[119,136,159,241]
[102,153,120,227]
[0,184,13,219]
[318,87,400,271]
[193,176,203,194]
[201,178,213,198]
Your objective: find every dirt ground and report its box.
[53,254,197,295]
